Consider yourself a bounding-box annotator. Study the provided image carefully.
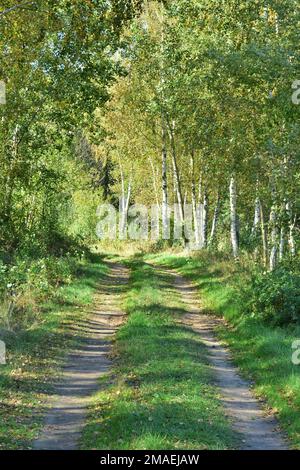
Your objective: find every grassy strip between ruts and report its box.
[81,256,238,450]
[0,254,107,450]
[148,251,300,449]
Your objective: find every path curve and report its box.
[33,262,129,450]
[161,265,288,450]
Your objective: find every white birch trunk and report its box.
[260,202,268,267]
[149,157,160,212]
[172,161,184,223]
[289,222,296,257]
[184,191,187,209]
[209,193,220,247]
[286,202,296,256]
[269,204,278,271]
[201,191,208,248]
[161,123,168,239]
[229,176,239,259]
[279,226,285,261]
[119,176,131,240]
[251,196,261,259]
[191,154,200,247]
[169,124,184,224]
[119,164,125,238]
[251,197,261,236]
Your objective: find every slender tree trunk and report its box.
[197,174,208,248]
[119,165,125,239]
[119,162,131,239]
[172,158,184,221]
[209,192,220,247]
[172,165,177,204]
[191,153,200,246]
[251,197,261,236]
[201,191,208,248]
[169,125,184,223]
[260,202,268,267]
[269,203,278,271]
[279,226,285,261]
[25,195,37,231]
[289,222,296,257]
[161,122,169,239]
[251,196,261,259]
[183,191,188,212]
[119,183,131,240]
[285,202,296,257]
[197,175,203,247]
[125,181,131,216]
[229,176,239,259]
[198,174,203,203]
[149,157,160,211]
[279,199,290,261]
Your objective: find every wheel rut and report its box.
[158,264,288,450]
[33,262,129,450]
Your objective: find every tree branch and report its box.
[0,2,36,17]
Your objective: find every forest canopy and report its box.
[0,0,300,329]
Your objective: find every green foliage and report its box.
[0,254,78,331]
[0,1,143,333]
[0,0,141,258]
[240,262,300,326]
[96,0,299,262]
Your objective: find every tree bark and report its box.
[197,174,208,249]
[279,226,285,261]
[286,202,296,257]
[169,124,184,224]
[149,157,160,211]
[289,221,296,257]
[190,153,200,247]
[251,197,261,236]
[161,121,169,239]
[209,192,220,247]
[229,176,239,259]
[260,202,268,268]
[251,196,261,259]
[119,183,131,240]
[269,203,278,271]
[119,162,131,239]
[201,191,208,248]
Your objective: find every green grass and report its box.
[0,254,107,450]
[81,256,237,450]
[149,251,300,449]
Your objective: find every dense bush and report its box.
[0,254,80,331]
[239,262,300,326]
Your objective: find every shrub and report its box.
[0,255,78,331]
[239,262,300,326]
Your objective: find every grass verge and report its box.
[81,256,237,450]
[149,251,300,449]
[0,254,107,450]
